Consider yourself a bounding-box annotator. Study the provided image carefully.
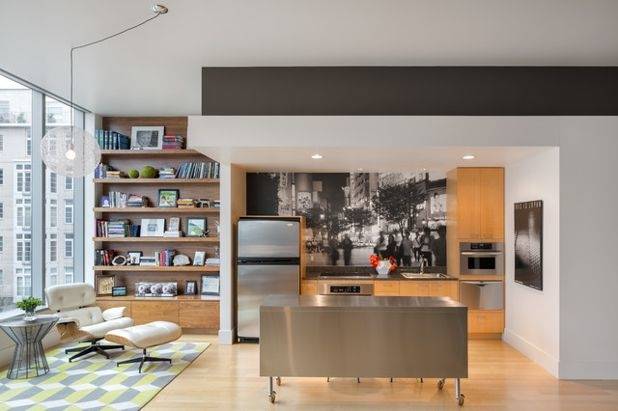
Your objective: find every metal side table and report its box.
[0,315,59,379]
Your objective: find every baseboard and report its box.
[218,329,235,345]
[503,328,559,377]
[559,360,618,380]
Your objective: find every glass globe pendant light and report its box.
[41,4,169,177]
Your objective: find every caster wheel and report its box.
[437,379,445,390]
[269,392,276,403]
[458,394,465,406]
[276,377,281,386]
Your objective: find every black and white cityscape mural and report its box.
[514,200,543,290]
[247,172,447,267]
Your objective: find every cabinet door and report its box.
[479,168,504,240]
[132,301,179,325]
[457,168,481,239]
[300,280,318,295]
[374,281,400,296]
[400,281,431,296]
[468,309,504,333]
[179,301,219,330]
[429,281,451,297]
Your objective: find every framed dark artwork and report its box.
[158,189,179,208]
[514,200,543,291]
[184,280,197,295]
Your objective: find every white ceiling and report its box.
[2,0,618,116]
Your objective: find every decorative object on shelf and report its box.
[213,200,221,208]
[16,297,43,321]
[131,126,165,150]
[177,198,197,208]
[201,275,220,296]
[106,170,126,179]
[100,196,110,207]
[95,249,116,265]
[168,217,180,232]
[111,255,128,266]
[135,282,178,297]
[514,200,544,291]
[127,251,142,265]
[172,254,191,266]
[187,217,207,237]
[128,168,140,178]
[139,255,158,266]
[196,199,211,208]
[369,254,398,275]
[40,4,169,177]
[193,251,206,266]
[159,167,177,179]
[140,165,158,178]
[158,189,179,207]
[140,218,165,237]
[184,281,197,295]
[112,286,128,297]
[96,275,115,296]
[95,163,111,178]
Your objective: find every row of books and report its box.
[101,192,148,208]
[176,161,220,179]
[96,219,140,237]
[162,135,184,150]
[94,249,116,266]
[96,130,130,150]
[159,167,176,179]
[157,249,176,266]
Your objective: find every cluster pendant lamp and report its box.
[41,4,169,177]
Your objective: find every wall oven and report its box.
[459,242,504,275]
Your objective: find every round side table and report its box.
[0,315,59,379]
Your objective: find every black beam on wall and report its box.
[202,66,618,116]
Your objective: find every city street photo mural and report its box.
[514,200,543,291]
[246,172,447,267]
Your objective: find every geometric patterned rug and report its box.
[0,341,209,411]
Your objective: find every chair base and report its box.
[65,339,124,362]
[116,348,172,373]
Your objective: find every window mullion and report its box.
[31,91,44,299]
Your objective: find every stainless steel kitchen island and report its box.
[260,294,468,405]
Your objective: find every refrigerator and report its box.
[237,217,300,340]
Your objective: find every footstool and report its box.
[105,321,182,373]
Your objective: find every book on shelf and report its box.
[156,249,177,266]
[177,198,197,208]
[101,192,147,208]
[94,249,116,266]
[96,219,135,237]
[158,167,177,179]
[162,135,185,150]
[205,257,220,266]
[96,129,130,150]
[176,161,220,179]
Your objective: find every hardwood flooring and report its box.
[146,335,618,410]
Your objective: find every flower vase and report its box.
[376,260,391,276]
[23,311,37,321]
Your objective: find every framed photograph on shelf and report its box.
[140,218,165,237]
[127,251,142,265]
[184,281,197,295]
[158,189,179,208]
[135,282,177,297]
[187,217,207,237]
[96,275,115,296]
[130,126,164,150]
[168,217,181,232]
[201,275,220,296]
[193,251,206,266]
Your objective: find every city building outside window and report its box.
[65,176,72,190]
[50,172,57,193]
[64,267,73,284]
[0,168,3,185]
[0,202,3,219]
[0,134,3,151]
[49,199,57,227]
[0,269,3,285]
[65,235,73,258]
[65,199,73,224]
[48,267,57,286]
[49,234,57,262]
[0,235,3,252]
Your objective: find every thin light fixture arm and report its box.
[69,5,168,129]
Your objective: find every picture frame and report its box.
[184,280,197,295]
[96,275,115,296]
[140,218,165,237]
[139,254,157,266]
[201,275,220,296]
[127,251,142,265]
[135,281,177,297]
[193,251,206,266]
[130,126,164,150]
[112,286,127,297]
[158,189,179,208]
[187,217,207,237]
[168,217,181,232]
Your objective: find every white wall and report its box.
[504,148,560,376]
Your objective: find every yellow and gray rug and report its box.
[0,341,208,410]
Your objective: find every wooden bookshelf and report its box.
[94,116,221,332]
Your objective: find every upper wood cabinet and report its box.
[450,168,504,241]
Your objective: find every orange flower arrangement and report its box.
[369,254,398,273]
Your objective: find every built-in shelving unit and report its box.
[93,116,221,326]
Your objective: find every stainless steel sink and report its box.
[400,272,448,279]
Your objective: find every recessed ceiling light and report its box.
[462,154,475,160]
[311,154,323,159]
[357,168,364,172]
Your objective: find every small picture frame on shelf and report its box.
[185,281,197,295]
[112,286,127,297]
[158,189,179,208]
[127,251,142,265]
[96,275,115,296]
[201,275,220,296]
[140,218,165,237]
[130,126,164,150]
[193,251,206,266]
[168,217,180,232]
[100,196,110,207]
[187,217,207,237]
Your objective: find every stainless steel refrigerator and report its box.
[237,217,300,340]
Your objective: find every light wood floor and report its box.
[146,335,618,410]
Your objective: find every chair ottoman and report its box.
[105,321,182,373]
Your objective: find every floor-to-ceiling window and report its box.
[0,72,85,314]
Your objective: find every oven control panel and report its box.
[318,282,374,295]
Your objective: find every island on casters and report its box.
[260,294,467,406]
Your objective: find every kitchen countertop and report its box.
[262,294,466,309]
[304,271,458,281]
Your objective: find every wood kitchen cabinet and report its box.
[398,280,458,300]
[468,309,504,334]
[450,167,504,241]
[300,280,318,295]
[374,281,400,296]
